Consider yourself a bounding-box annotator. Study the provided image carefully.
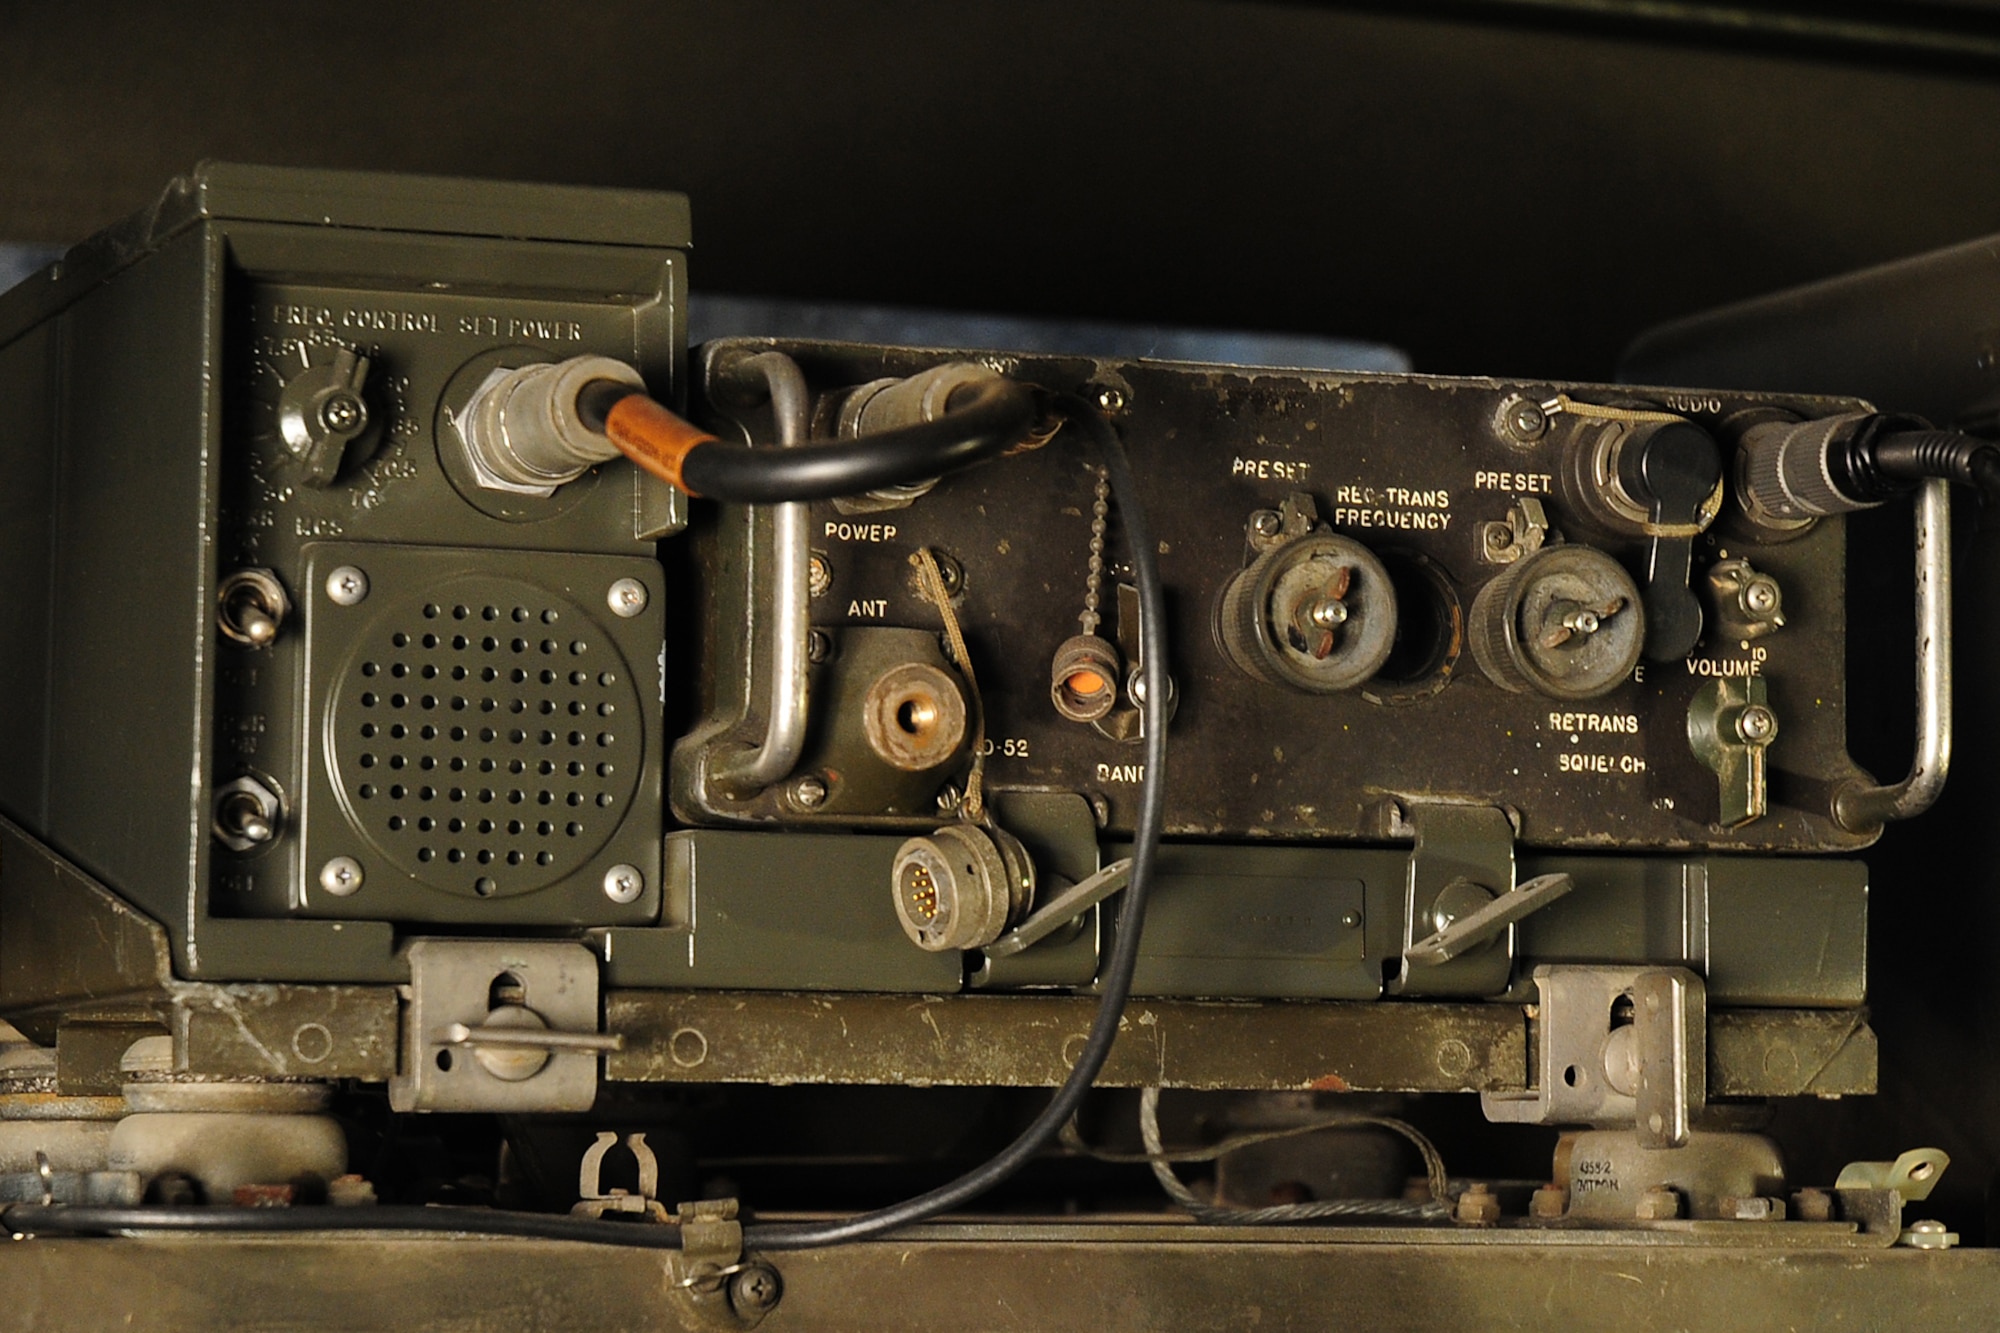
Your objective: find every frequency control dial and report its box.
[1217,525,1398,693]
[1469,545,1644,700]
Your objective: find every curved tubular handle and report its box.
[1835,478,1953,831]
[707,352,813,798]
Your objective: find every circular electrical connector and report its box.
[862,662,969,772]
[891,823,1034,952]
[1469,545,1645,700]
[1216,532,1397,692]
[1050,634,1121,722]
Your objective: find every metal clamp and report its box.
[1836,477,1951,831]
[388,940,603,1113]
[572,1131,671,1223]
[1482,964,1706,1148]
[669,1197,785,1328]
[1389,804,1530,998]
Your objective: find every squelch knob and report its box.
[1470,545,1645,700]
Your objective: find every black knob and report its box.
[1617,421,1721,662]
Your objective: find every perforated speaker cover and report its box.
[299,542,663,925]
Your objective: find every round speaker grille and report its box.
[329,577,644,898]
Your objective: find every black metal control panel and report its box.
[679,339,1877,853]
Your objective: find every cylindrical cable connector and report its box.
[1735,411,1933,524]
[457,355,647,495]
[581,361,1039,504]
[1735,410,2000,530]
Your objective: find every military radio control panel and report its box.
[677,339,1872,855]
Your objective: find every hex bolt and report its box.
[1529,1183,1569,1220]
[807,555,833,599]
[325,566,370,606]
[1635,1186,1682,1220]
[1095,386,1127,414]
[602,864,644,904]
[926,549,966,598]
[1735,705,1778,744]
[1791,1188,1835,1223]
[606,578,649,618]
[728,1264,784,1316]
[318,857,364,897]
[1250,510,1283,540]
[1455,1182,1502,1225]
[791,775,828,809]
[1721,1195,1785,1222]
[1900,1219,1959,1249]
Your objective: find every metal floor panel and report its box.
[1,1230,1991,1331]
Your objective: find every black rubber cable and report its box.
[580,376,1041,504]
[0,1203,684,1249]
[1872,429,2000,503]
[1,397,1168,1255]
[743,398,1167,1250]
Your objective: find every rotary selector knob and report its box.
[1469,545,1644,700]
[1217,531,1397,693]
[277,344,374,487]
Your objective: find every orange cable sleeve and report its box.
[603,395,719,495]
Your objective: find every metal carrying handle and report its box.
[709,352,813,797]
[1835,477,1952,831]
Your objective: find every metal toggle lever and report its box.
[1403,872,1574,967]
[441,1022,623,1053]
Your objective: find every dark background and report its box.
[8,0,2000,1235]
[7,1,2000,380]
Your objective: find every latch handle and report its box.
[983,858,1134,959]
[1403,872,1573,966]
